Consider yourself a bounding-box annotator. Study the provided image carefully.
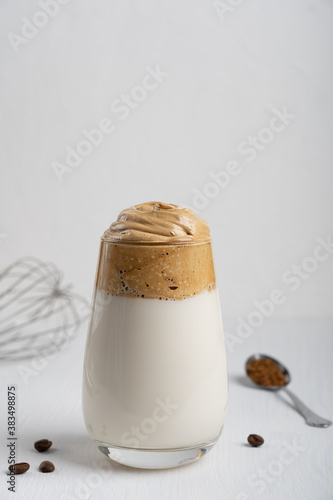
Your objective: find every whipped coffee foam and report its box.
[103,201,211,243]
[97,202,216,300]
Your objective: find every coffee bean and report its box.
[247,434,264,447]
[8,462,30,474]
[34,439,52,452]
[39,460,55,473]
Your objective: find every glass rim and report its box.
[100,237,212,247]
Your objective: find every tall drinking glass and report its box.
[82,203,228,469]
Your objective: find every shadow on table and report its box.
[230,374,296,411]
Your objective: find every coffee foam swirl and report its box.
[103,202,211,244]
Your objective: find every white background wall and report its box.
[1,0,332,323]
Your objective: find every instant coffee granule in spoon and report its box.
[247,358,286,387]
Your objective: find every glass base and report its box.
[96,438,218,469]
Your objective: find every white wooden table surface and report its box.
[1,319,332,500]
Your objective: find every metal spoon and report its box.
[245,354,332,428]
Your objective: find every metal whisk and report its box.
[0,257,90,360]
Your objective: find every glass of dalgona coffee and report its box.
[82,202,228,469]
